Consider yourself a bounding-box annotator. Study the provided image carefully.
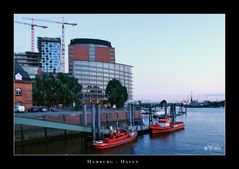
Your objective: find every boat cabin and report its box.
[157,118,170,127]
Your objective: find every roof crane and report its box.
[15,20,47,52]
[22,17,77,73]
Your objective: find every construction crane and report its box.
[15,20,47,52]
[22,17,77,73]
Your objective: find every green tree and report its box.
[105,78,128,108]
[33,73,82,109]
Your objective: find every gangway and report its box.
[14,115,91,133]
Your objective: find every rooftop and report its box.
[70,38,112,47]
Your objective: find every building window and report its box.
[16,88,22,96]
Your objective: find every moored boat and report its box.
[92,130,137,149]
[149,118,185,134]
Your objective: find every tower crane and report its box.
[15,20,47,52]
[22,17,77,72]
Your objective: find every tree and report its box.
[33,73,82,109]
[105,78,128,108]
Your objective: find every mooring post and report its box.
[91,104,96,141]
[149,107,153,125]
[185,105,187,115]
[128,104,132,126]
[165,104,167,116]
[96,104,101,140]
[131,104,134,126]
[170,104,175,122]
[44,115,48,139]
[63,114,66,135]
[83,102,87,126]
[20,124,24,142]
[106,113,109,128]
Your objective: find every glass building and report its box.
[72,61,133,102]
[37,37,61,73]
[69,38,133,103]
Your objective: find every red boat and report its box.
[92,130,137,149]
[149,118,185,134]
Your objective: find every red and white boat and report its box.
[92,130,137,149]
[149,118,185,134]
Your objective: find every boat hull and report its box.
[92,133,137,149]
[150,122,185,134]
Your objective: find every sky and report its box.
[14,14,225,102]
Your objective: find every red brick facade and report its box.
[14,80,32,110]
[95,46,111,62]
[68,44,115,63]
[70,45,89,61]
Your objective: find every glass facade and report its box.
[41,42,61,73]
[38,37,61,73]
[71,61,133,101]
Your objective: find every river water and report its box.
[15,108,225,155]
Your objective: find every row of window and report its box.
[74,68,131,75]
[74,70,132,77]
[42,63,59,66]
[78,78,132,85]
[73,61,132,72]
[74,67,131,75]
[80,83,132,92]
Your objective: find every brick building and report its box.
[14,62,32,110]
[68,38,115,72]
[68,38,133,103]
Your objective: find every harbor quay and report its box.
[14,110,142,143]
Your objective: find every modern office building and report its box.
[68,38,115,73]
[68,38,133,103]
[37,37,61,73]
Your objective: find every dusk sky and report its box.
[14,14,225,102]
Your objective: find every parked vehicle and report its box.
[28,106,42,112]
[14,105,25,113]
[41,106,48,112]
[49,106,59,112]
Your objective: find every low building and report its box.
[14,62,32,110]
[14,51,41,67]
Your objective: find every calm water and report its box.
[15,108,225,155]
